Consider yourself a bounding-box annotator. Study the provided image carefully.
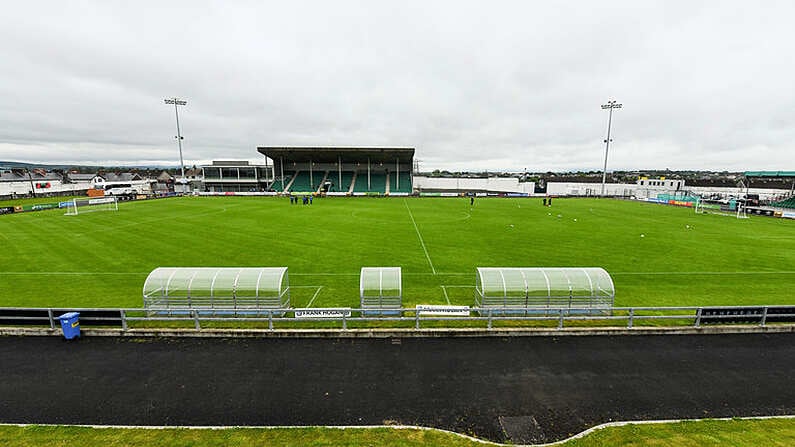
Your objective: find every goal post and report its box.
[694,197,748,219]
[64,197,119,216]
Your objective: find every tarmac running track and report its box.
[1,332,794,444]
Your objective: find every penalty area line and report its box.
[305,286,324,308]
[440,286,451,305]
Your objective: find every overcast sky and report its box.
[1,1,793,172]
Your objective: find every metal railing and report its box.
[1,305,794,332]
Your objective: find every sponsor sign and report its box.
[0,207,14,215]
[440,192,460,197]
[668,200,694,207]
[416,305,470,316]
[389,192,410,197]
[294,308,352,319]
[30,203,59,211]
[59,201,73,208]
[783,212,795,220]
[419,192,441,197]
[506,193,530,197]
[326,192,348,196]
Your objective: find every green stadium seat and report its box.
[771,196,795,209]
[353,171,387,193]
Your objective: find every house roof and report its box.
[101,172,143,182]
[66,173,96,181]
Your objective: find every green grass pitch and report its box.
[0,196,793,309]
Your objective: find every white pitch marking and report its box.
[305,286,324,308]
[403,199,436,275]
[3,271,794,277]
[440,286,451,305]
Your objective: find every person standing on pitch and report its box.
[543,197,547,206]
[470,196,474,206]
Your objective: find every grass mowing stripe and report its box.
[2,197,794,308]
[403,198,436,275]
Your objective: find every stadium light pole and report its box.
[600,100,622,196]
[164,97,187,180]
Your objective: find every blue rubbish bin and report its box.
[57,312,81,340]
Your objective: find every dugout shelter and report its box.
[143,267,290,314]
[257,147,415,195]
[475,267,615,315]
[360,267,402,315]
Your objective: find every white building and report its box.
[0,169,95,199]
[546,177,684,199]
[545,177,791,202]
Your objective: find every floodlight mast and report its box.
[600,100,622,196]
[164,97,187,180]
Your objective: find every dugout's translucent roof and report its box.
[476,267,614,299]
[360,267,402,298]
[143,267,289,300]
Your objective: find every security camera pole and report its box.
[600,99,622,196]
[164,97,187,181]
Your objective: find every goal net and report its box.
[694,198,748,219]
[64,197,119,216]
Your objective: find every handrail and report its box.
[0,305,793,332]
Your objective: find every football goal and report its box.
[694,198,748,219]
[64,197,119,216]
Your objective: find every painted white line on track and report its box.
[403,199,436,275]
[305,286,324,308]
[3,415,793,447]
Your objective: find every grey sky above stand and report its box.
[1,1,793,171]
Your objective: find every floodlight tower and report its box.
[164,97,187,180]
[600,100,622,196]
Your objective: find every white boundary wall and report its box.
[546,182,792,201]
[546,182,643,197]
[413,176,534,194]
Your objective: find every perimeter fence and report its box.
[1,305,794,332]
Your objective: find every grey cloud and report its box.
[1,1,794,171]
